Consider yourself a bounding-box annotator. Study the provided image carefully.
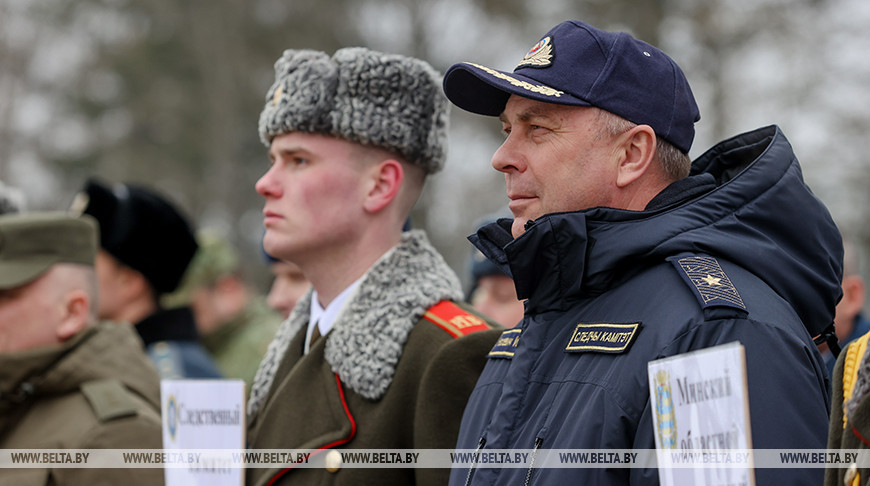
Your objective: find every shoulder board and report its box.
[423,301,492,338]
[80,379,139,422]
[842,331,870,429]
[669,255,747,317]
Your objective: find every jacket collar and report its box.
[248,230,462,419]
[0,323,160,415]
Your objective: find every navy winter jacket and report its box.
[450,125,842,486]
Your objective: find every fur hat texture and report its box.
[258,47,450,174]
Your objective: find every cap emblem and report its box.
[516,36,554,68]
[465,62,563,98]
[69,192,90,215]
[272,84,284,107]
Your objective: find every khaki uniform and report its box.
[202,298,281,389]
[0,323,164,486]
[246,231,501,486]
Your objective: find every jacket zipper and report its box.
[524,437,543,486]
[463,436,486,486]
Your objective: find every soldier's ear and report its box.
[57,289,90,341]
[363,159,403,214]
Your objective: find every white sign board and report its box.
[161,379,245,486]
[648,341,755,486]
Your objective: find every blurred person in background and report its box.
[0,213,163,486]
[166,231,282,388]
[264,252,310,319]
[246,46,501,486]
[71,178,222,379]
[819,236,870,377]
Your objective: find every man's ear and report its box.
[615,125,657,188]
[363,159,404,213]
[56,289,90,341]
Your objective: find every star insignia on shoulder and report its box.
[701,274,722,286]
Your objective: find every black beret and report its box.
[73,178,198,295]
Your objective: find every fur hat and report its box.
[258,47,450,174]
[71,178,198,295]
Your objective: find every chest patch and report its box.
[488,328,521,359]
[565,323,640,353]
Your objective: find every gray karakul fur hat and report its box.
[258,47,450,174]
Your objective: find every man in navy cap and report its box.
[72,178,222,379]
[442,19,841,485]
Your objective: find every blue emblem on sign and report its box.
[166,395,178,442]
[654,370,678,449]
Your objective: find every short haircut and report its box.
[595,109,692,181]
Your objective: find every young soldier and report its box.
[245,47,501,486]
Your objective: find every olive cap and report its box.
[0,212,98,289]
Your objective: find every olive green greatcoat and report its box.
[246,312,501,486]
[0,322,164,486]
[245,231,502,486]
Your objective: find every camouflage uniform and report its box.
[168,231,281,387]
[202,298,281,388]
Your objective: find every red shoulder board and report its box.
[423,300,491,338]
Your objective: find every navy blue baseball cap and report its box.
[443,20,701,154]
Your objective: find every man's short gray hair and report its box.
[595,110,691,181]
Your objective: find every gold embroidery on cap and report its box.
[465,62,563,98]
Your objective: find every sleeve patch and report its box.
[565,323,640,354]
[423,301,491,338]
[672,256,746,311]
[488,329,521,359]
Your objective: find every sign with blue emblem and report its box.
[647,342,754,486]
[565,323,640,353]
[161,380,246,486]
